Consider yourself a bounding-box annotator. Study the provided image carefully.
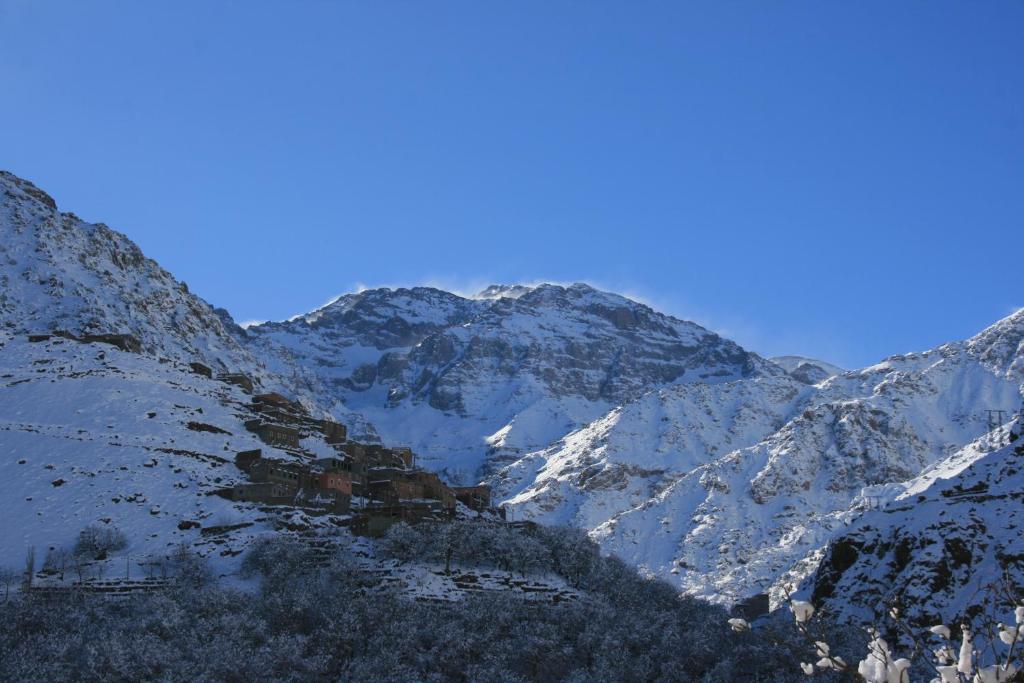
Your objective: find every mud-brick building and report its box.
[392,446,414,468]
[367,467,424,504]
[253,392,301,412]
[249,459,305,488]
[218,372,255,393]
[410,471,457,514]
[353,501,447,537]
[229,482,297,506]
[319,471,353,496]
[451,485,492,512]
[362,444,409,469]
[320,419,347,444]
[235,449,263,471]
[338,442,366,461]
[314,456,365,477]
[296,489,351,514]
[245,420,301,449]
[315,456,367,496]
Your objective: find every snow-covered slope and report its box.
[0,170,375,434]
[497,375,813,529]
[1,172,254,376]
[506,310,1024,608]
[807,423,1024,626]
[243,283,780,482]
[0,332,336,572]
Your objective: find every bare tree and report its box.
[22,546,36,590]
[43,547,70,581]
[0,567,17,602]
[72,553,88,585]
[74,524,127,560]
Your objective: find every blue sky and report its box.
[1,2,1021,367]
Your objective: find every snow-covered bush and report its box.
[378,518,562,577]
[73,524,127,560]
[731,588,1024,683]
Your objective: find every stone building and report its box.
[218,372,255,393]
[451,485,492,512]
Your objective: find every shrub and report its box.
[73,525,127,560]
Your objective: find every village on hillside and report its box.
[27,331,502,539]
[219,381,500,536]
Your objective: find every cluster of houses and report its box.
[26,331,501,537]
[214,388,498,536]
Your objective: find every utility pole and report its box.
[986,409,1007,432]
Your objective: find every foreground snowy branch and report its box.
[729,587,1024,682]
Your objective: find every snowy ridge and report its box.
[807,422,1024,625]
[770,355,845,384]
[0,171,253,376]
[505,310,1024,610]
[0,170,375,435]
[771,356,845,377]
[243,281,779,482]
[0,332,339,572]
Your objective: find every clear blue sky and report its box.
[1,2,1021,367]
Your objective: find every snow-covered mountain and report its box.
[0,171,255,376]
[537,309,1023,609]
[2,169,1021,624]
[0,170,373,431]
[0,170,371,570]
[0,330,335,570]
[808,423,1024,626]
[242,283,780,482]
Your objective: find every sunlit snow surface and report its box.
[0,333,307,571]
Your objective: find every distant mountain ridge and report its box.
[241,281,781,481]
[577,308,1024,611]
[770,355,845,384]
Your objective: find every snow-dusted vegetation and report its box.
[0,525,806,682]
[761,592,1024,682]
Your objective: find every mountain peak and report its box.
[1,170,58,211]
[473,284,534,300]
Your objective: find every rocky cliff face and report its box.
[243,282,780,481]
[807,424,1024,626]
